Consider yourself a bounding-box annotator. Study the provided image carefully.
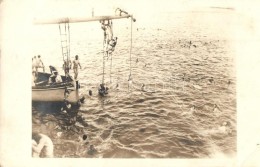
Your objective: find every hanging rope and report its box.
[110,53,112,83]
[68,22,71,66]
[102,49,105,84]
[59,24,65,63]
[109,21,113,83]
[128,17,133,91]
[129,18,133,77]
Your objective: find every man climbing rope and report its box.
[101,20,117,54]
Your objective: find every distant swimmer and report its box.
[208,77,215,84]
[136,58,139,63]
[190,105,196,113]
[192,84,202,90]
[141,83,145,91]
[218,121,232,134]
[140,83,156,93]
[227,80,231,87]
[32,132,54,158]
[213,104,221,113]
[89,90,93,96]
[113,83,119,89]
[228,80,231,85]
[208,77,214,83]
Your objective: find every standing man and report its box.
[36,55,45,72]
[72,55,81,80]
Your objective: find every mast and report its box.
[34,15,135,25]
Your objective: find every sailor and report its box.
[32,56,37,71]
[55,71,62,83]
[101,20,115,53]
[49,71,62,84]
[32,132,54,158]
[72,55,82,80]
[107,37,118,53]
[63,59,72,76]
[35,55,45,72]
[49,65,58,74]
[115,8,128,16]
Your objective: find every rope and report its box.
[110,53,112,83]
[128,18,133,91]
[102,45,106,84]
[68,22,70,65]
[129,18,133,76]
[59,24,65,63]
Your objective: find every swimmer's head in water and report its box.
[222,121,231,126]
[83,134,87,140]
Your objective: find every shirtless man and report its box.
[72,55,81,80]
[32,132,54,158]
[35,55,44,72]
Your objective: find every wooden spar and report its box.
[34,15,134,25]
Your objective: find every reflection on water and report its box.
[32,10,236,158]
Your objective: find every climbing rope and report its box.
[128,17,134,92]
[110,53,112,83]
[102,49,105,84]
[129,17,133,77]
[68,22,71,67]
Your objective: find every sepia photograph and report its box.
[31,0,236,159]
[1,0,260,166]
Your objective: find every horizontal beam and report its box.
[34,15,134,25]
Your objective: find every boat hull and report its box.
[32,71,79,104]
[32,86,79,104]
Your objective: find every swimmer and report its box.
[89,90,93,96]
[99,84,108,96]
[190,105,196,113]
[208,77,214,84]
[140,83,156,93]
[87,145,97,155]
[218,121,232,134]
[115,83,119,89]
[141,84,145,91]
[32,132,54,158]
[213,104,221,113]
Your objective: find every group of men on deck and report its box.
[32,55,82,86]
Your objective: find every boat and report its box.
[32,70,79,104]
[32,8,135,104]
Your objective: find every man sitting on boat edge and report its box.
[49,71,62,84]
